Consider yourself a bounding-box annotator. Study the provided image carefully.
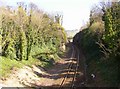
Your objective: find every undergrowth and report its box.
[0,52,62,78]
[0,56,40,78]
[73,22,119,86]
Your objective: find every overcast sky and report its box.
[0,0,101,30]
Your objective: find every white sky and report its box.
[0,0,101,30]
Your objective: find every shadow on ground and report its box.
[24,42,86,88]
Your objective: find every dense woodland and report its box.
[0,2,66,77]
[73,1,120,86]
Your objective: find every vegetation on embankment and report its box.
[73,1,120,87]
[0,2,67,78]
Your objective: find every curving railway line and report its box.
[59,43,86,89]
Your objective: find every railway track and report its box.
[59,43,82,89]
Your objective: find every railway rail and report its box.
[59,43,83,89]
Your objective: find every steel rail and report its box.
[59,44,79,89]
[71,45,80,88]
[59,45,75,89]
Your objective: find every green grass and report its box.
[87,55,119,87]
[0,56,41,78]
[97,59,118,86]
[0,53,62,78]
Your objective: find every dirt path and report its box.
[34,59,73,87]
[0,43,79,88]
[0,58,76,88]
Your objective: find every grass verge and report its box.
[0,53,62,78]
[0,56,40,78]
[86,53,119,87]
